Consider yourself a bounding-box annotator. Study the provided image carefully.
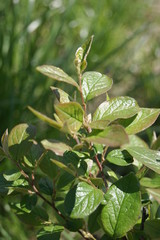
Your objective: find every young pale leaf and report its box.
[85,125,129,147]
[64,182,104,218]
[8,124,36,161]
[126,147,160,174]
[50,86,70,103]
[125,108,160,135]
[37,65,79,89]
[146,189,160,203]
[41,139,71,156]
[106,149,133,166]
[75,35,94,72]
[51,159,75,176]
[140,176,160,188]
[3,171,21,181]
[28,106,62,130]
[93,96,139,122]
[90,120,110,129]
[82,71,113,102]
[37,225,64,240]
[101,173,141,238]
[55,102,84,133]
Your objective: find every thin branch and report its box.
[95,155,108,190]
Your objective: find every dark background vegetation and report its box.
[0,0,160,239]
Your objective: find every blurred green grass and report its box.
[0,0,160,239]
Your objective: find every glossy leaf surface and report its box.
[85,125,129,147]
[106,149,133,166]
[126,147,160,174]
[8,124,36,161]
[126,108,160,134]
[101,173,141,238]
[55,102,84,132]
[82,71,112,102]
[64,182,103,218]
[37,65,79,89]
[93,96,139,122]
[37,225,64,240]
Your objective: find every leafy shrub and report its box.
[1,36,160,239]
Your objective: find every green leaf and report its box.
[75,35,94,72]
[85,125,129,147]
[125,135,149,149]
[146,188,160,202]
[88,206,102,233]
[37,225,64,240]
[93,96,139,122]
[55,102,84,133]
[82,71,113,102]
[20,194,37,213]
[125,108,160,135]
[24,141,44,167]
[3,171,21,181]
[37,65,79,89]
[28,106,62,130]
[51,159,75,176]
[38,177,53,195]
[56,172,75,191]
[39,152,58,179]
[140,176,160,188]
[41,139,71,156]
[126,147,160,174]
[0,173,12,195]
[101,173,141,238]
[90,120,110,129]
[0,146,6,161]
[1,129,9,156]
[50,86,70,103]
[106,149,133,166]
[144,219,160,239]
[64,182,104,218]
[8,124,36,161]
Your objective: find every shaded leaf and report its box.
[144,219,160,239]
[85,125,129,147]
[37,225,64,240]
[24,141,44,167]
[8,124,36,161]
[20,194,37,213]
[0,147,6,161]
[39,152,58,179]
[41,139,71,156]
[55,102,84,133]
[28,106,62,130]
[126,147,160,174]
[125,108,160,135]
[37,65,79,89]
[93,96,139,122]
[50,86,70,103]
[140,176,160,188]
[51,159,75,176]
[101,173,141,238]
[1,129,9,156]
[0,173,12,195]
[106,149,133,166]
[38,177,53,195]
[151,135,160,150]
[64,182,104,218]
[82,71,113,102]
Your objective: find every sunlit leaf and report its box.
[90,120,110,129]
[106,149,133,166]
[82,71,113,102]
[101,173,141,238]
[50,86,70,103]
[126,147,160,174]
[125,108,160,135]
[55,102,84,133]
[85,125,129,147]
[64,182,104,218]
[8,124,36,161]
[140,176,160,188]
[93,96,139,122]
[41,139,71,156]
[37,65,79,89]
[28,106,62,130]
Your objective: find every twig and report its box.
[95,155,108,190]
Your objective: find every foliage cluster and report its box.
[0,37,160,239]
